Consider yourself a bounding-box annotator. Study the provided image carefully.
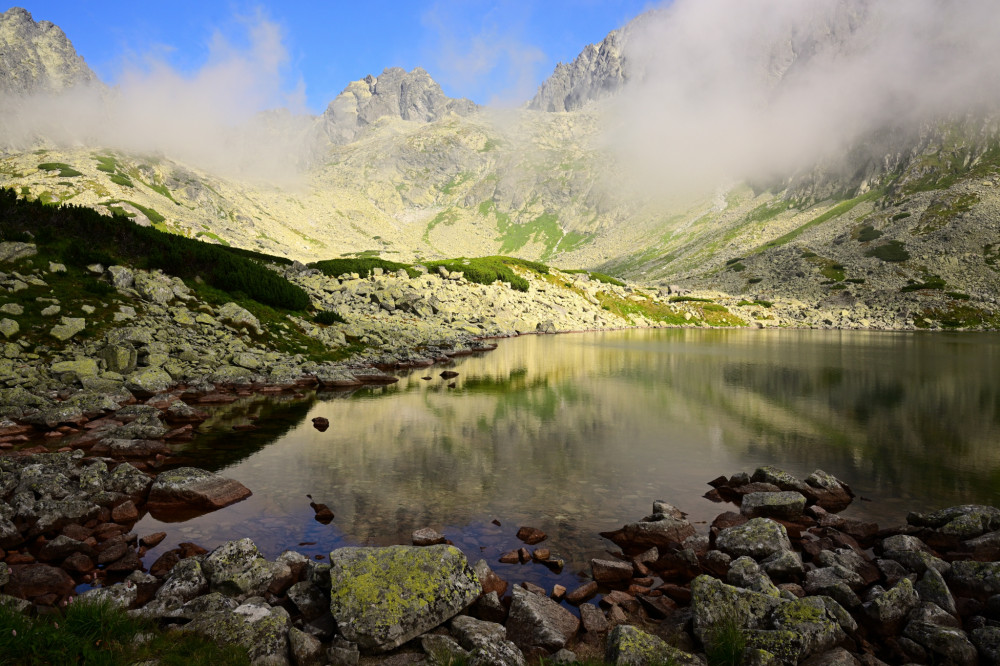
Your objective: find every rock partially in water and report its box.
[146,467,252,519]
[328,544,480,652]
[506,585,580,654]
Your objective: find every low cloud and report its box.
[0,12,315,182]
[612,0,1000,194]
[421,1,546,107]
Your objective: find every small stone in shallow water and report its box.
[311,416,329,431]
[516,526,547,544]
[440,370,459,379]
[412,527,447,546]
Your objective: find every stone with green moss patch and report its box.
[182,599,290,664]
[605,624,705,666]
[691,575,785,644]
[716,518,792,561]
[328,544,480,652]
[771,596,851,659]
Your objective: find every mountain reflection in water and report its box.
[136,328,1000,587]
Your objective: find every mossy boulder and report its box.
[691,574,785,644]
[741,491,807,520]
[861,578,919,634]
[605,624,705,666]
[124,366,173,395]
[183,599,291,665]
[908,505,1000,539]
[328,544,480,652]
[506,584,580,653]
[947,560,1000,601]
[202,538,276,599]
[716,518,792,560]
[771,596,854,659]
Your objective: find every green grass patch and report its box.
[856,224,883,242]
[746,199,794,223]
[901,276,946,292]
[121,200,164,224]
[0,597,250,666]
[37,162,82,178]
[563,269,624,287]
[95,155,118,173]
[496,212,564,258]
[865,240,910,262]
[424,256,547,292]
[311,257,419,279]
[947,291,971,300]
[669,296,713,303]
[891,212,911,221]
[196,231,231,246]
[728,262,746,272]
[757,188,883,252]
[110,174,134,188]
[705,615,746,666]
[915,303,1000,329]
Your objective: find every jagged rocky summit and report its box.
[0,7,96,95]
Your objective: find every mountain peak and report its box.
[320,66,477,145]
[0,7,97,95]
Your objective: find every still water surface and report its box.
[136,328,1000,591]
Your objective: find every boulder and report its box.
[107,266,134,289]
[605,625,704,666]
[770,596,854,659]
[751,466,810,494]
[506,584,580,653]
[915,566,958,616]
[727,557,780,596]
[947,560,1000,601]
[907,505,1000,539]
[218,302,262,334]
[903,616,977,666]
[861,578,919,634]
[971,626,1000,664]
[612,515,696,550]
[690,575,785,644]
[5,563,74,599]
[210,365,255,386]
[147,467,252,518]
[183,600,291,665]
[0,318,18,339]
[591,558,634,584]
[124,367,173,395]
[327,544,480,652]
[101,344,138,374]
[133,272,175,304]
[0,241,37,263]
[740,492,807,521]
[49,317,85,341]
[804,470,854,512]
[715,518,792,560]
[450,615,526,666]
[202,538,275,598]
[155,558,210,603]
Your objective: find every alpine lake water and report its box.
[135,328,1000,598]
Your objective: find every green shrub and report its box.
[865,241,910,262]
[901,276,946,292]
[947,291,971,300]
[38,162,82,177]
[0,188,308,311]
[315,310,346,325]
[857,225,883,242]
[311,257,418,279]
[425,256,533,292]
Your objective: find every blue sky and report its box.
[22,1,658,113]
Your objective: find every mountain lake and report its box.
[134,328,1000,596]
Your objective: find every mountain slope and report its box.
[0,7,96,94]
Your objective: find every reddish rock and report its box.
[638,594,677,618]
[178,542,207,557]
[591,558,634,584]
[140,532,167,548]
[628,584,652,596]
[712,511,749,532]
[532,548,551,561]
[93,523,126,541]
[517,547,531,563]
[499,550,520,564]
[659,583,692,603]
[311,417,329,431]
[6,564,74,599]
[601,590,637,611]
[150,550,180,577]
[606,604,628,625]
[551,584,566,601]
[62,552,95,574]
[439,371,459,379]
[6,552,35,565]
[565,581,599,605]
[310,500,334,524]
[104,550,141,573]
[477,566,509,597]
[521,581,546,595]
[61,524,93,541]
[146,467,252,518]
[516,526,547,545]
[111,500,139,524]
[97,540,127,565]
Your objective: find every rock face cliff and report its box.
[0,7,96,95]
[528,27,629,112]
[320,66,477,145]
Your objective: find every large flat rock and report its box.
[146,467,251,520]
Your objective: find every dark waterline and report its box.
[135,328,1000,595]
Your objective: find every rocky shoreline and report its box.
[1,454,999,665]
